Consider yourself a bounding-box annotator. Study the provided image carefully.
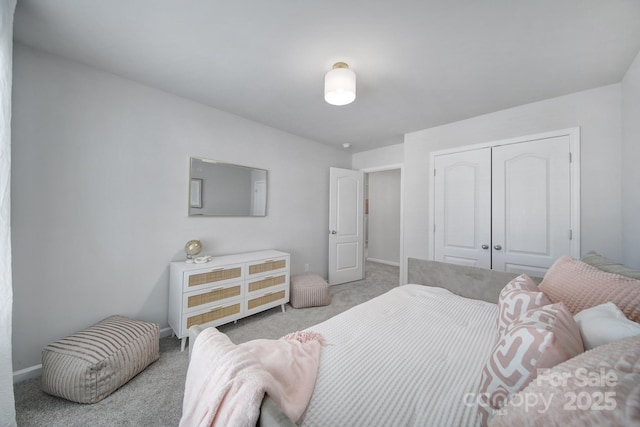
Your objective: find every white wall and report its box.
[11,45,350,372]
[352,143,403,170]
[367,169,401,265]
[403,84,623,283]
[622,51,640,269]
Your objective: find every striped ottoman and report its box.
[290,273,331,308]
[41,315,160,403]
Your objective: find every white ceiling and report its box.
[13,0,640,152]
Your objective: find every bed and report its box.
[298,284,495,426]
[186,255,640,427]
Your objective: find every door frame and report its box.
[359,163,404,283]
[427,127,581,262]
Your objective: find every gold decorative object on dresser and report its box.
[169,250,290,351]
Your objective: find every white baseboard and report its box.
[366,258,400,267]
[160,326,173,338]
[13,364,42,383]
[13,326,176,384]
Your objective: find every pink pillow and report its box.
[539,256,640,322]
[490,334,640,426]
[496,274,550,336]
[478,303,584,426]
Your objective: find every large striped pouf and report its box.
[41,315,160,403]
[290,273,331,308]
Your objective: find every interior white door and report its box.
[433,148,492,268]
[491,136,571,277]
[328,167,365,285]
[251,180,266,216]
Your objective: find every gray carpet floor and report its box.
[14,262,399,427]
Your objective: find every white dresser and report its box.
[169,250,290,350]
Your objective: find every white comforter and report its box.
[299,284,498,427]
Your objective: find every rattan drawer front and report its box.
[248,274,287,293]
[185,284,242,312]
[248,258,287,276]
[186,265,243,289]
[247,290,286,310]
[185,303,242,329]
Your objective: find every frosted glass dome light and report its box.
[324,62,356,106]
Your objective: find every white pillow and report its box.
[574,302,640,350]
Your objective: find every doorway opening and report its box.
[365,169,401,267]
[361,165,403,287]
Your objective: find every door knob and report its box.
[481,244,489,250]
[330,230,337,235]
[494,245,502,250]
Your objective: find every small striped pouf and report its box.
[41,315,160,403]
[290,273,331,308]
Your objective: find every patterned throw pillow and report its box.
[478,303,584,426]
[496,274,550,336]
[539,256,640,322]
[488,334,640,427]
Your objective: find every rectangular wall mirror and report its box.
[189,157,268,216]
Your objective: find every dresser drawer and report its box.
[183,281,243,313]
[184,263,244,291]
[245,287,288,316]
[246,272,289,297]
[182,301,244,331]
[247,256,288,277]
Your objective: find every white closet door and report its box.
[491,136,571,277]
[434,148,491,269]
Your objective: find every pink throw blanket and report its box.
[180,328,324,427]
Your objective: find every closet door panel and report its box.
[434,148,491,269]
[492,136,571,277]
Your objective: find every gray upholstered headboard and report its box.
[407,258,541,304]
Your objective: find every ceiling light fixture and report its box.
[324,62,356,106]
